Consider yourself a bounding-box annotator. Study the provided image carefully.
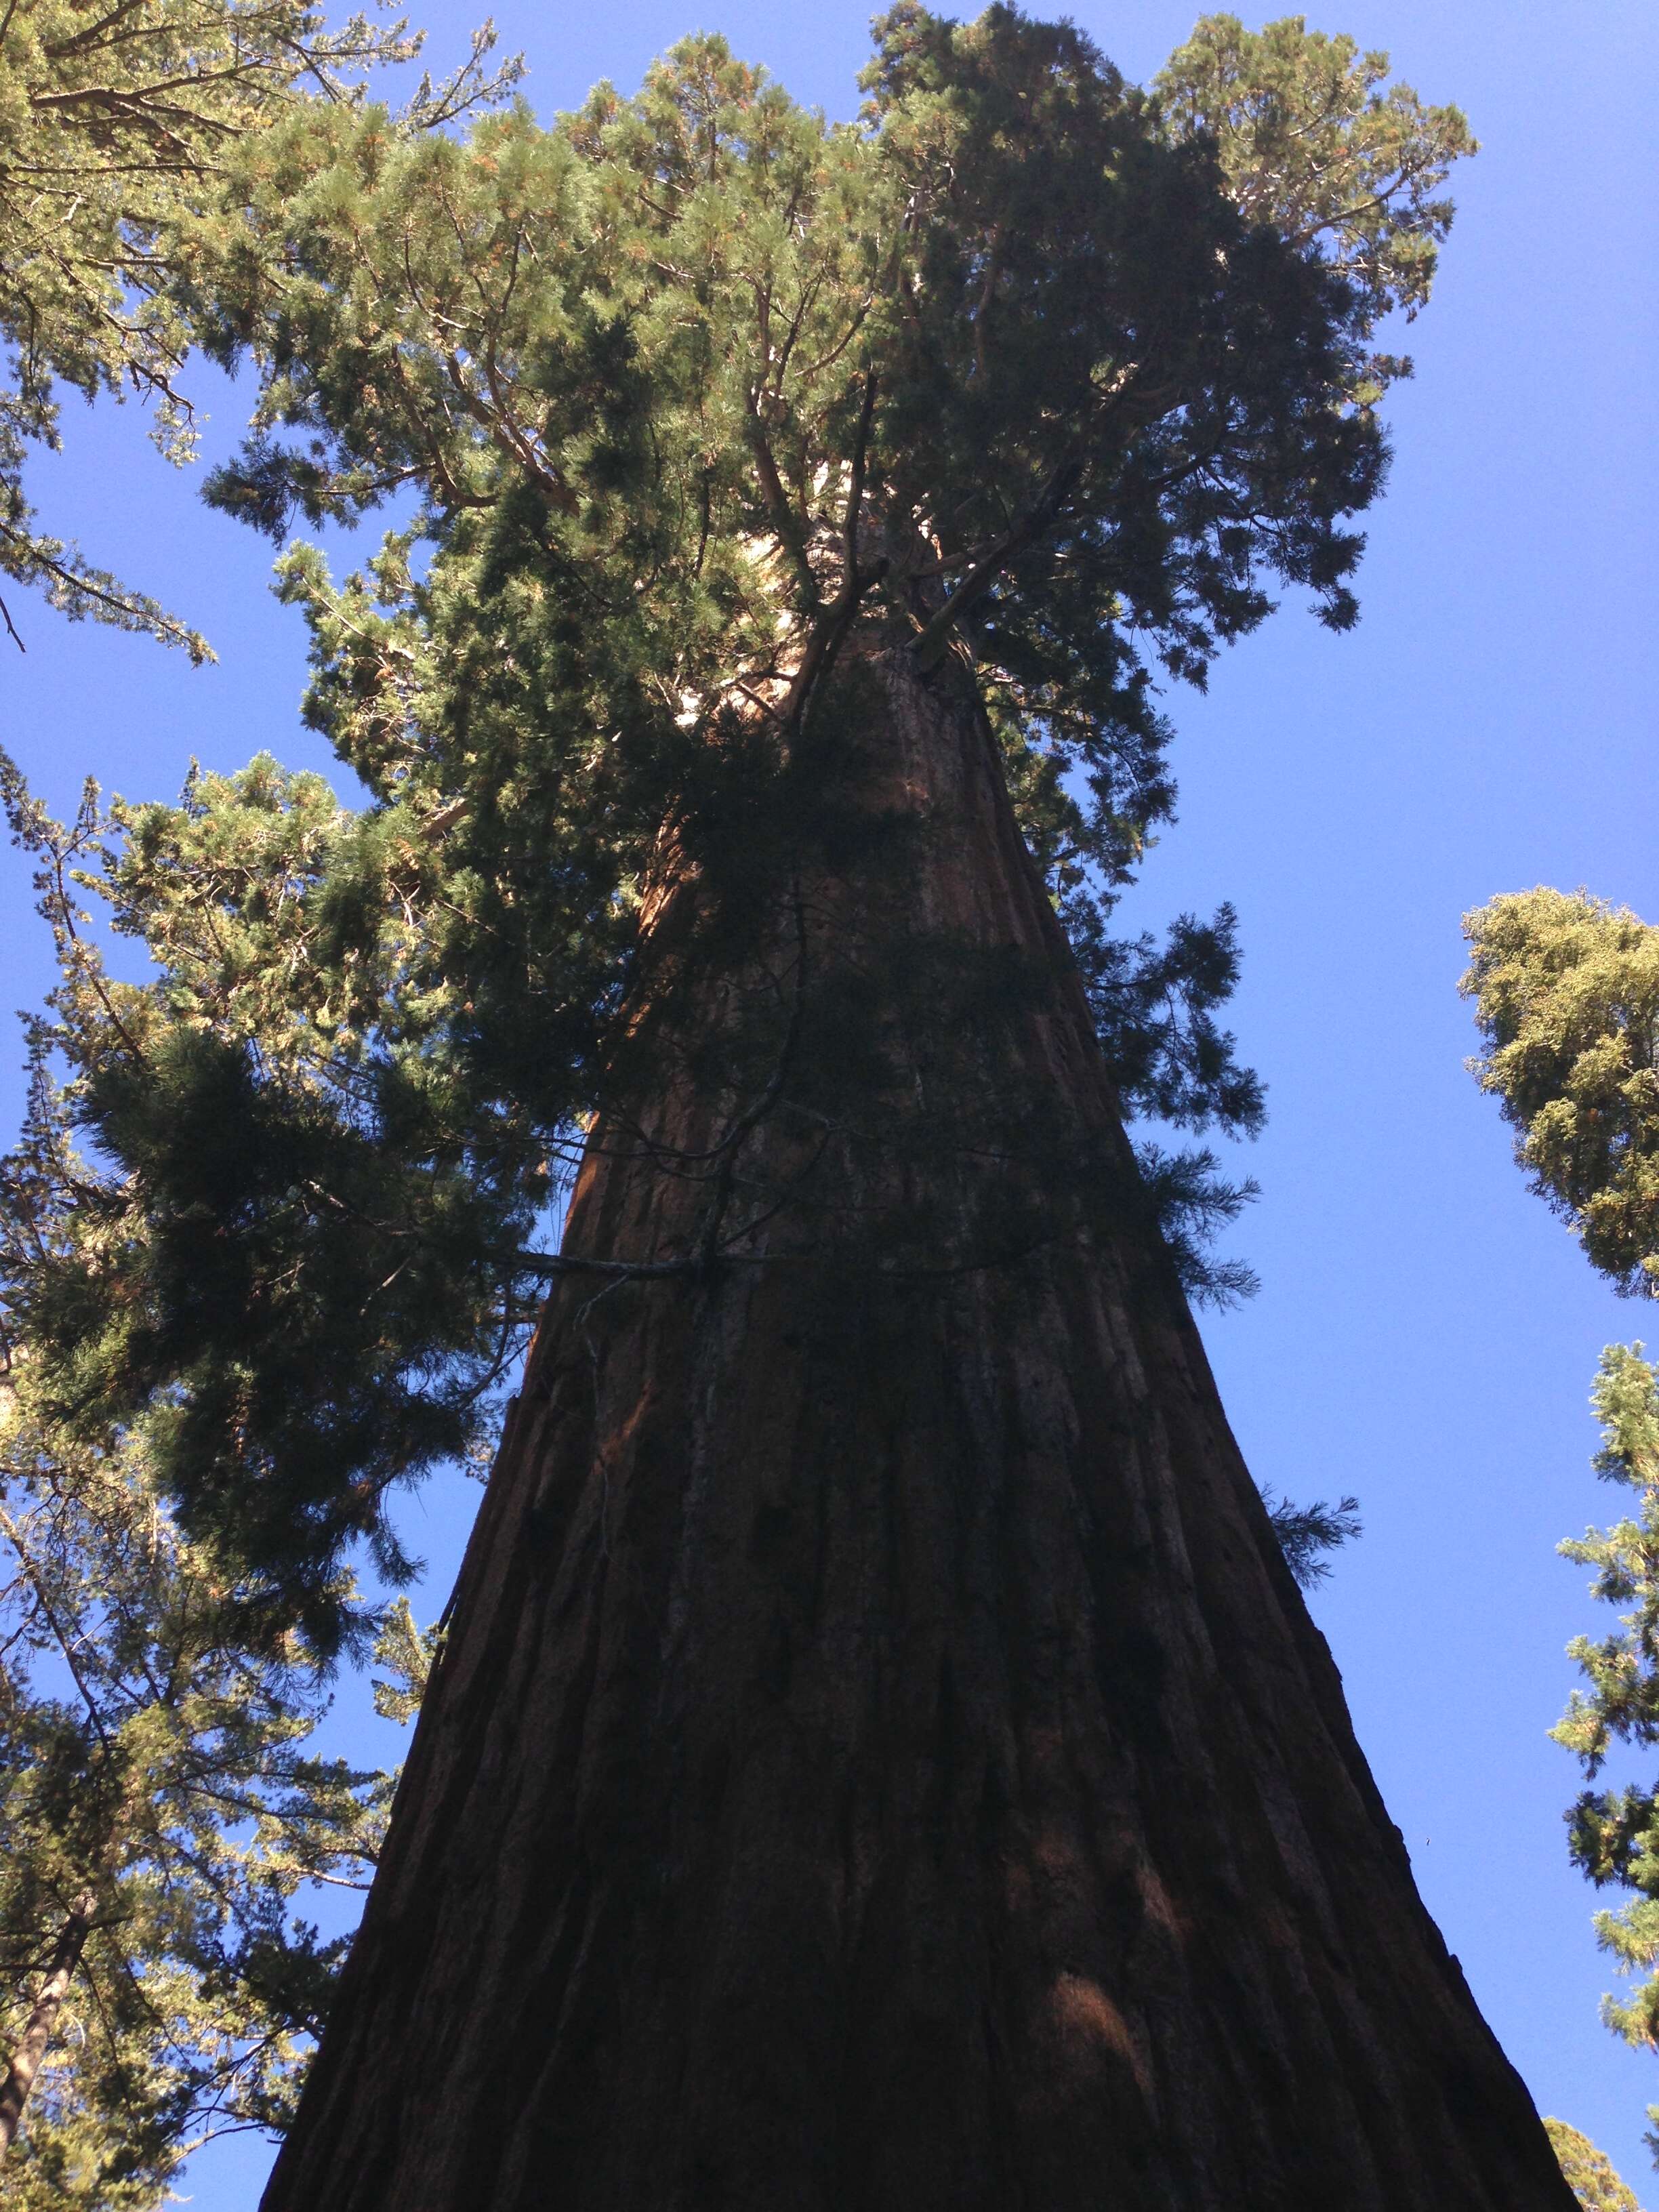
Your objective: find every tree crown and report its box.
[7,7,1473,1627]
[1464,888,1659,1297]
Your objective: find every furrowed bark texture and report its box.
[262,648,1574,2211]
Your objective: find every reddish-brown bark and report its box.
[262,647,1574,2211]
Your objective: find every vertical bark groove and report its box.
[262,647,1574,2211]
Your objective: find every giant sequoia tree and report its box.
[4,9,1582,2205]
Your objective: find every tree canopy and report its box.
[0,5,1473,1639]
[1465,889,1659,1296]
[1153,11,1471,376]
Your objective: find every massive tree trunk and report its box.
[262,646,1573,2211]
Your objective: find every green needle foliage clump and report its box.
[1466,890,1659,2163]
[0,0,516,656]
[0,1074,440,2200]
[0,751,541,1650]
[1546,2117,1645,2212]
[11,7,1473,1637]
[1153,12,1473,389]
[1258,1487,1362,1586]
[1465,889,1659,1296]
[1549,1346,1659,2171]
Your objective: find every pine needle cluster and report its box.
[0,0,518,655]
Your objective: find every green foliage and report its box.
[369,1596,439,1724]
[0,0,516,657]
[0,749,541,1647]
[1259,1488,1361,1586]
[1463,878,1659,2158]
[1154,14,1475,396]
[1464,890,1659,1297]
[1546,2117,1644,2212]
[0,1096,401,2201]
[1551,1345,1659,2157]
[9,8,1471,1631]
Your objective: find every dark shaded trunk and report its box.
[0,1893,94,2163]
[262,647,1573,2211]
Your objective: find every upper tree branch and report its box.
[909,457,1082,672]
[777,367,883,736]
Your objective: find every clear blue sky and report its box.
[4,2,1656,2201]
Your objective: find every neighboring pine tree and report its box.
[0,743,543,1647]
[1546,1345,1659,2167]
[1463,890,1659,1296]
[0,1208,393,2202]
[1466,890,1659,2167]
[0,781,439,2201]
[0,0,515,656]
[0,1410,380,2204]
[1546,2116,1645,2212]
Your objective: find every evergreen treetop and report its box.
[1546,2117,1645,2212]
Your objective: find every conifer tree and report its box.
[0,773,440,2202]
[0,1385,384,2205]
[7,12,1582,2207]
[1466,888,1659,2174]
[1548,1346,1659,2165]
[0,1206,395,2201]
[1464,890,1659,1297]
[1546,2118,1645,2212]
